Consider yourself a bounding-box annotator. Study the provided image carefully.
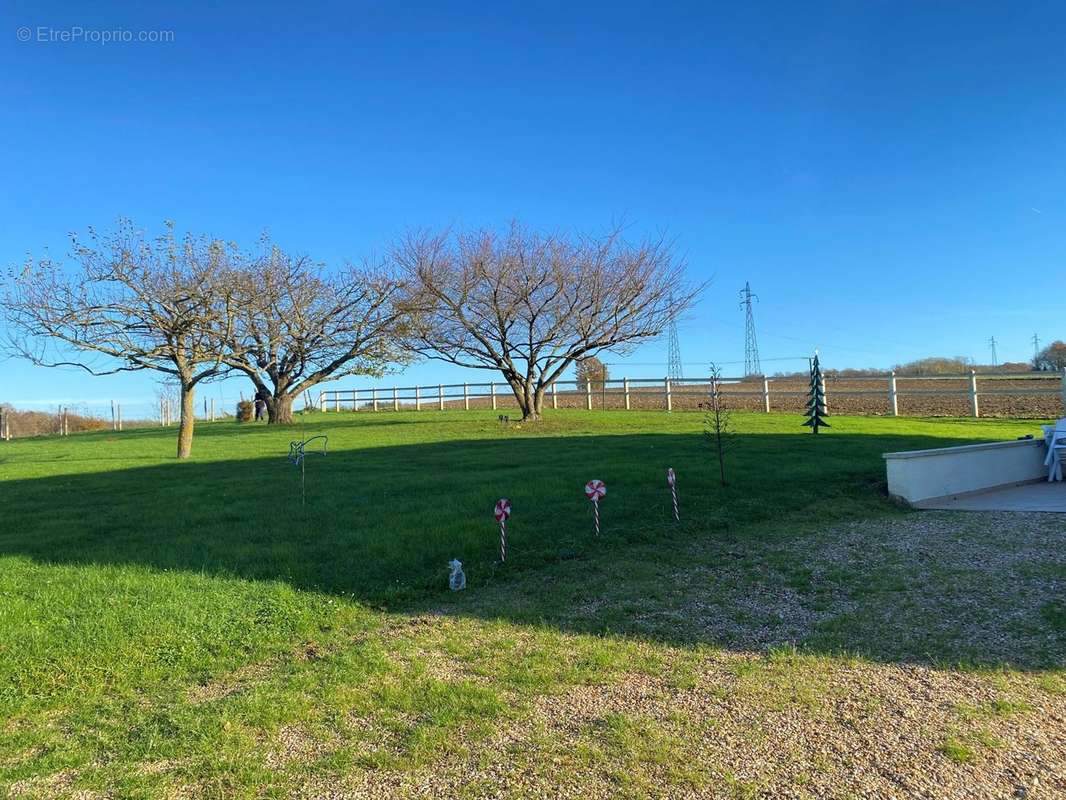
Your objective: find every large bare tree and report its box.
[222,243,407,423]
[393,223,701,421]
[1,221,240,458]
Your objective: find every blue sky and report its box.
[2,1,1064,415]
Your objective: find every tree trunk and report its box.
[177,383,196,459]
[510,379,543,421]
[268,394,295,424]
[533,385,547,417]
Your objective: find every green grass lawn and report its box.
[1,410,1062,798]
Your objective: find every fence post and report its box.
[888,371,898,416]
[334,392,340,413]
[211,398,216,421]
[372,388,379,412]
[665,378,673,412]
[393,387,399,411]
[117,404,122,431]
[820,375,828,414]
[438,384,444,411]
[762,377,771,413]
[463,383,469,410]
[111,400,116,430]
[415,386,421,411]
[969,369,980,418]
[623,377,631,410]
[585,380,593,410]
[552,382,558,409]
[491,382,497,410]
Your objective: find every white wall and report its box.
[883,439,1047,506]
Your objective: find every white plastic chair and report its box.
[1044,419,1066,481]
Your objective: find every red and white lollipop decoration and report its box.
[666,468,679,521]
[584,479,606,535]
[494,498,512,561]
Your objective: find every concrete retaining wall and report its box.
[883,438,1047,506]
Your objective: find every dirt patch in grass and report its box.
[265,725,338,770]
[185,661,272,704]
[7,769,77,798]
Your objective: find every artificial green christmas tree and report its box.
[802,353,830,434]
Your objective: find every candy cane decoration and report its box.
[667,467,679,521]
[584,479,606,535]
[494,498,511,561]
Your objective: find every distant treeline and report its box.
[772,349,1066,379]
[0,404,153,439]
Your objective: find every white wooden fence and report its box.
[319,370,1066,418]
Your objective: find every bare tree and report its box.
[1035,341,1066,372]
[222,243,408,424]
[393,223,701,421]
[575,355,609,391]
[1,220,240,458]
[700,363,733,486]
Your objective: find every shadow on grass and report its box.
[3,429,1062,669]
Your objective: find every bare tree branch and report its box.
[392,222,703,420]
[218,241,410,423]
[1,219,243,458]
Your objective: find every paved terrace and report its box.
[916,480,1066,512]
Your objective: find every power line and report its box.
[1032,333,1041,361]
[740,281,761,376]
[603,356,807,368]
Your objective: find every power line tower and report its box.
[666,295,683,380]
[988,336,998,367]
[1032,333,1041,362]
[740,281,761,376]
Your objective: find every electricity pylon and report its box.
[740,282,761,376]
[666,296,683,380]
[988,336,998,367]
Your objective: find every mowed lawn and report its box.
[1,410,1063,798]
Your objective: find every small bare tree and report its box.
[393,223,701,421]
[1,220,240,458]
[700,363,733,486]
[221,243,408,424]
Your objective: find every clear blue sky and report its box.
[2,1,1064,415]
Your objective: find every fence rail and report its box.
[318,370,1066,419]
